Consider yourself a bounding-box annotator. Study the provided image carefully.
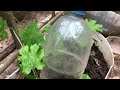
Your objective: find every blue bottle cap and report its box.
[70,11,86,15]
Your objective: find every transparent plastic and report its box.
[85,11,120,36]
[43,13,93,78]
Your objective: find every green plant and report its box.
[19,22,45,46]
[85,19,103,48]
[17,44,46,79]
[0,17,8,41]
[82,74,90,79]
[44,24,51,32]
[85,19,103,32]
[18,22,51,79]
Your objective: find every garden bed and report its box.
[0,11,120,79]
[0,11,52,79]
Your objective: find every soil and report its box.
[85,44,109,79]
[0,28,16,61]
[16,11,51,29]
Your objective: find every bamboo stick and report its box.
[5,68,20,79]
[0,50,19,74]
[38,11,60,29]
[4,11,22,49]
[41,11,64,31]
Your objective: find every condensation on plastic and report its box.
[44,13,93,77]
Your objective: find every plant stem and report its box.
[13,15,20,24]
[32,69,39,79]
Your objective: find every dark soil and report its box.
[85,44,109,79]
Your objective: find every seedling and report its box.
[82,74,90,79]
[19,22,45,46]
[17,44,46,79]
[85,19,103,33]
[18,22,51,79]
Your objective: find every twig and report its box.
[5,68,20,79]
[38,11,60,29]
[4,11,22,49]
[0,50,19,74]
[92,56,100,67]
[41,11,64,32]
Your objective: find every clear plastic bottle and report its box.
[41,11,93,79]
[85,11,120,36]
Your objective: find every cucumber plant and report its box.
[18,44,46,79]
[85,19,103,33]
[82,74,90,79]
[19,22,45,46]
[17,21,51,79]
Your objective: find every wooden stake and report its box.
[0,50,19,74]
[38,11,60,29]
[41,11,64,31]
[4,11,22,49]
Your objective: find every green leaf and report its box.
[44,24,51,32]
[18,22,45,46]
[0,31,8,40]
[85,19,103,32]
[38,49,44,60]
[22,68,31,75]
[35,62,46,70]
[82,74,90,79]
[24,74,37,79]
[0,17,8,40]
[30,44,39,54]
[19,45,29,55]
[18,44,46,75]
